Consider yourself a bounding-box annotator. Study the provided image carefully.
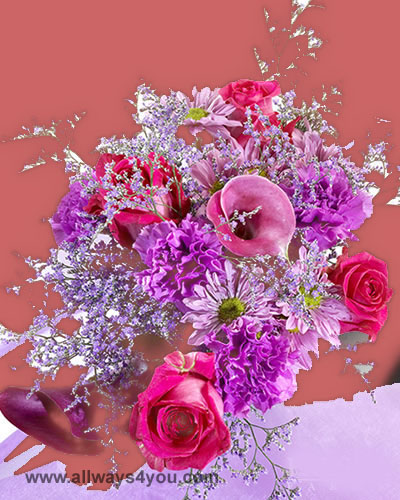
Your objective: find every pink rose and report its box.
[206,175,296,257]
[85,153,190,247]
[129,351,231,471]
[219,79,280,115]
[328,251,392,341]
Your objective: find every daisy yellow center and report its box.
[209,180,224,194]
[218,297,245,323]
[248,167,267,178]
[299,286,322,310]
[186,108,209,120]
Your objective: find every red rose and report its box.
[219,79,280,115]
[129,351,231,472]
[85,153,190,247]
[328,251,392,341]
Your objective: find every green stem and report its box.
[244,418,292,500]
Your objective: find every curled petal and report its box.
[0,387,100,455]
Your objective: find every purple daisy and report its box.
[279,297,351,370]
[292,127,340,162]
[277,246,352,370]
[204,317,299,416]
[133,215,226,313]
[181,87,242,138]
[50,182,97,245]
[182,260,275,345]
[190,148,241,196]
[190,139,261,196]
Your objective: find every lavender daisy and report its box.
[181,86,242,138]
[190,139,261,197]
[292,126,339,162]
[277,246,352,369]
[190,148,241,196]
[204,317,299,416]
[182,260,275,345]
[279,297,351,370]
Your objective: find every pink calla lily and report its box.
[206,175,296,257]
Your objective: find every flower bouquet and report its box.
[0,78,392,498]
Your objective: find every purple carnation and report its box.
[281,132,373,250]
[204,317,298,417]
[133,215,226,313]
[50,182,96,245]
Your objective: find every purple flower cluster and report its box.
[26,236,181,388]
[205,317,298,416]
[280,131,373,250]
[133,215,226,312]
[285,165,372,250]
[0,60,393,500]
[50,182,97,244]
[7,79,386,473]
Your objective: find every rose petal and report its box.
[95,153,125,180]
[164,351,215,381]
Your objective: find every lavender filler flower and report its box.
[277,246,353,370]
[205,317,299,416]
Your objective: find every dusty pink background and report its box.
[0,0,399,410]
